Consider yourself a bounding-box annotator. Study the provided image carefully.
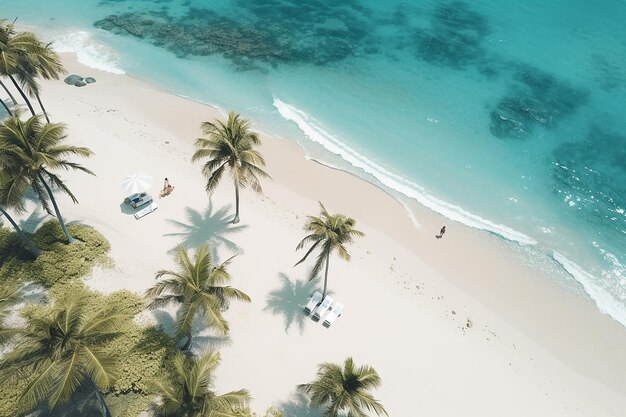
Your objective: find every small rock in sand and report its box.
[64,74,83,85]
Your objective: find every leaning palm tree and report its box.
[298,357,388,417]
[145,244,251,350]
[0,113,94,243]
[192,111,270,224]
[0,167,41,257]
[0,20,18,115]
[0,299,128,417]
[149,350,250,417]
[15,40,65,123]
[294,202,364,300]
[0,20,41,116]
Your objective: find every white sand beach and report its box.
[13,53,626,416]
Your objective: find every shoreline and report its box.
[8,51,626,415]
[18,22,626,329]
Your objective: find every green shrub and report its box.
[1,288,174,417]
[0,221,112,287]
[0,374,32,417]
[0,222,184,417]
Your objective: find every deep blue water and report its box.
[1,0,624,325]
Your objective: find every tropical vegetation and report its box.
[0,298,129,417]
[0,20,388,417]
[298,357,388,417]
[0,19,65,121]
[145,244,251,350]
[149,350,250,417]
[0,113,94,243]
[192,111,269,224]
[294,202,364,299]
[0,165,40,257]
[0,282,19,344]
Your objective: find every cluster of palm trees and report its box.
[190,114,386,417]
[0,239,387,417]
[0,20,90,256]
[0,19,64,122]
[0,21,388,415]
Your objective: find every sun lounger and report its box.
[304,290,323,314]
[312,295,334,321]
[323,302,344,327]
[125,192,153,209]
[134,202,158,219]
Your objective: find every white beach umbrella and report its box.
[121,172,153,195]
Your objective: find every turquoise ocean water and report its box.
[1,1,624,326]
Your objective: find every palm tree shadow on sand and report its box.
[264,273,326,335]
[18,209,47,233]
[164,202,247,255]
[275,392,321,417]
[150,309,232,352]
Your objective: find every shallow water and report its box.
[2,0,624,326]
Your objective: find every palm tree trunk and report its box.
[34,92,50,123]
[37,172,74,243]
[322,253,330,300]
[232,180,240,224]
[0,98,12,117]
[181,332,192,351]
[0,207,40,257]
[8,74,36,116]
[0,79,17,112]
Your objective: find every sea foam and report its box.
[51,31,125,75]
[552,252,626,329]
[273,97,537,246]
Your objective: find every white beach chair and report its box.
[304,291,323,314]
[312,295,334,321]
[323,302,344,327]
[134,202,158,220]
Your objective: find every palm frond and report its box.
[175,302,199,339]
[46,350,84,409]
[294,238,322,267]
[18,359,58,413]
[198,293,229,335]
[81,346,115,389]
[204,389,251,417]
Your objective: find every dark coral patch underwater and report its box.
[94,0,377,69]
[489,66,589,139]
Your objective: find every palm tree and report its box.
[145,244,251,350]
[0,20,40,116]
[0,113,94,243]
[298,358,388,417]
[0,283,20,344]
[15,41,65,123]
[294,202,364,300]
[0,20,18,116]
[0,167,41,257]
[0,19,65,122]
[0,299,128,417]
[192,111,270,224]
[149,350,250,417]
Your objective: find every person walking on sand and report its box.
[436,225,446,239]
